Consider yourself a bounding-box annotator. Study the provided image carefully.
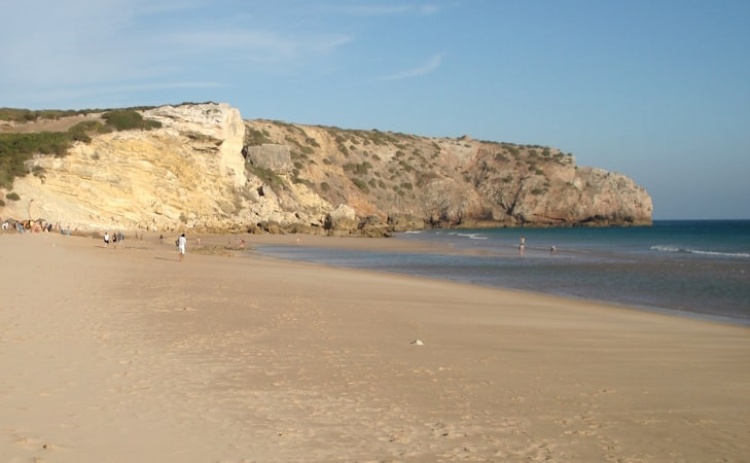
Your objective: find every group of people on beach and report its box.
[108,230,187,262]
[1,217,72,235]
[102,231,125,248]
[1,217,188,262]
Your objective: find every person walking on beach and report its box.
[177,233,186,262]
[104,231,110,248]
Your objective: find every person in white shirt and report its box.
[178,233,187,262]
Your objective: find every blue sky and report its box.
[2,1,748,219]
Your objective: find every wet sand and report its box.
[1,232,749,462]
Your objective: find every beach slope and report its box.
[1,233,748,462]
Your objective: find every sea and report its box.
[255,220,750,326]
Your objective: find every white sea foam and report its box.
[456,233,487,240]
[651,245,750,259]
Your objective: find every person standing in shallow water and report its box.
[177,233,186,262]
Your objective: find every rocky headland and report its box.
[0,103,652,236]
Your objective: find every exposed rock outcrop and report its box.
[244,118,653,229]
[244,144,293,174]
[0,103,653,235]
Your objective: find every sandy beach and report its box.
[1,232,749,463]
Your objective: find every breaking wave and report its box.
[651,245,750,259]
[455,232,488,240]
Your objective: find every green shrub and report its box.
[247,164,284,189]
[245,128,273,145]
[101,109,161,131]
[370,130,396,146]
[398,160,413,172]
[6,191,20,201]
[68,120,105,142]
[352,178,369,193]
[0,108,89,123]
[344,162,371,176]
[494,152,509,162]
[68,127,92,143]
[0,132,71,188]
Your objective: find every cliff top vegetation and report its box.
[0,109,162,189]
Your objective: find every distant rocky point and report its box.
[0,103,652,236]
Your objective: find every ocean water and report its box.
[255,220,750,326]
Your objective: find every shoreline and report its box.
[15,228,747,327]
[5,229,749,328]
[2,232,749,462]
[236,232,750,329]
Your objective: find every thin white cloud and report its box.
[415,4,443,15]
[0,0,183,87]
[0,0,354,108]
[381,54,443,81]
[109,80,225,92]
[337,3,443,16]
[167,28,352,62]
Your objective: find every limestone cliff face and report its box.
[5,104,261,231]
[1,103,652,234]
[143,104,247,188]
[244,121,653,229]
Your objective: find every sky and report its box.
[2,0,748,220]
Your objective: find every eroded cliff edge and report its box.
[1,103,652,235]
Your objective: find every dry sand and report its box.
[1,231,749,463]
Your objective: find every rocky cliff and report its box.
[0,103,652,235]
